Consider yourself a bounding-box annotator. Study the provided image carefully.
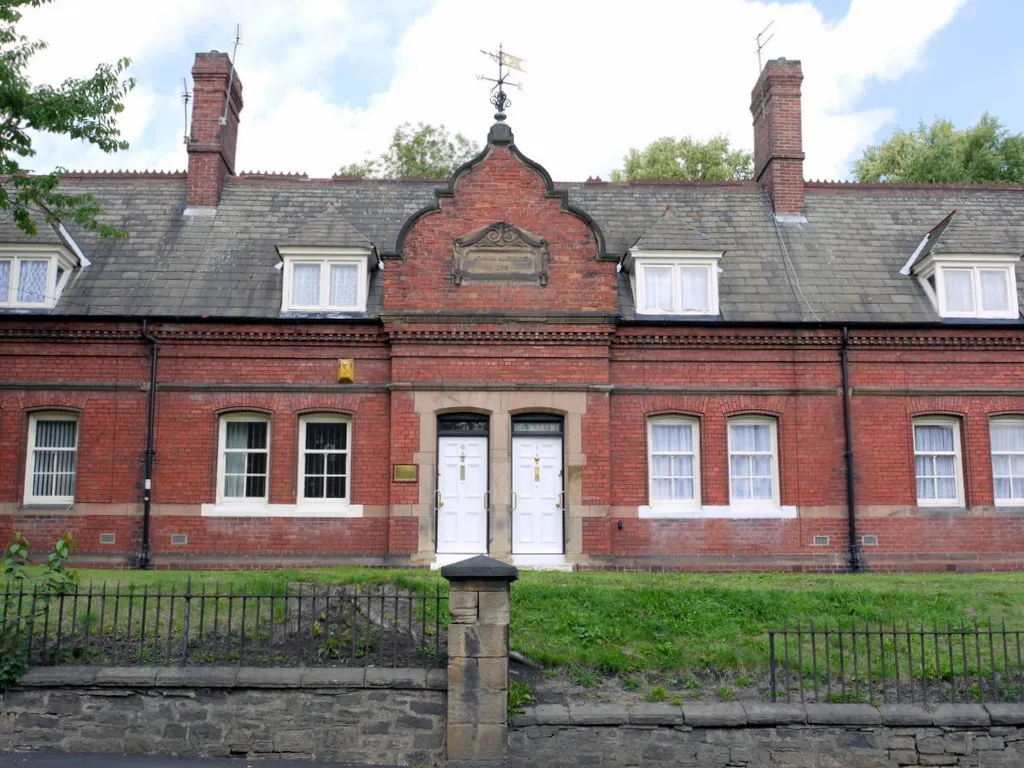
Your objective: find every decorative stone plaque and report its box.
[452,221,549,286]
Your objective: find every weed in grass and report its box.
[645,686,668,703]
[569,665,600,689]
[718,685,735,701]
[622,676,642,691]
[543,668,559,681]
[671,694,682,707]
[508,680,534,717]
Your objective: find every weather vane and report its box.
[477,43,525,122]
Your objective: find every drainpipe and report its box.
[139,319,159,570]
[840,326,862,573]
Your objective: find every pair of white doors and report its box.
[435,435,562,554]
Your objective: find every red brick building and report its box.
[2,53,1024,572]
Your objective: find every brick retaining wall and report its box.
[0,666,446,766]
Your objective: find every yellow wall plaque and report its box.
[337,359,355,383]
[393,464,418,482]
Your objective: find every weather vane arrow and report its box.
[477,43,525,122]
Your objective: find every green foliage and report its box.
[338,122,479,180]
[0,0,135,237]
[645,685,668,702]
[611,135,753,182]
[507,680,533,718]
[854,114,1024,184]
[1,532,78,688]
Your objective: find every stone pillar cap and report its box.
[440,555,518,582]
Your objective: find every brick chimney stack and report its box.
[186,51,243,209]
[750,57,805,217]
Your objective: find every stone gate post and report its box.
[441,555,518,767]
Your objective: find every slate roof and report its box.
[1,164,1023,324]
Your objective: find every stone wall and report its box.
[510,702,1024,767]
[1,666,446,766]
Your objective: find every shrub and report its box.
[1,532,78,689]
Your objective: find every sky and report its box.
[18,0,1022,183]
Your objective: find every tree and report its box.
[610,135,753,182]
[854,114,1024,184]
[338,122,480,179]
[1,0,135,237]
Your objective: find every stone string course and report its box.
[1,666,447,766]
[510,702,1024,767]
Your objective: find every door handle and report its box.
[435,489,444,509]
[483,490,490,511]
[510,491,518,512]
[556,490,565,509]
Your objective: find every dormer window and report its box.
[0,245,77,310]
[278,247,374,314]
[627,251,722,316]
[912,254,1020,320]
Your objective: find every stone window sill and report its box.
[638,504,797,520]
[201,502,364,518]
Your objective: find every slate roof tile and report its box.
[0,174,1022,323]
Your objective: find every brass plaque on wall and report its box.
[393,464,418,482]
[453,220,549,285]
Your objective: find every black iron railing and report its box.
[769,621,1024,704]
[1,581,448,668]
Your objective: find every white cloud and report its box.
[22,0,967,180]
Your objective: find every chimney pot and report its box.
[750,57,805,216]
[186,51,243,208]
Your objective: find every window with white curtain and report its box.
[914,256,1020,320]
[913,418,963,506]
[217,415,270,503]
[24,413,78,504]
[632,253,721,315]
[648,417,700,507]
[299,416,350,503]
[728,417,779,505]
[280,247,372,313]
[991,418,1024,505]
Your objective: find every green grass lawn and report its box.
[64,568,1024,682]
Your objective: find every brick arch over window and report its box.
[384,131,617,315]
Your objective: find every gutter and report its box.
[139,319,159,570]
[840,326,862,573]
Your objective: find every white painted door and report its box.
[512,437,563,554]
[436,437,488,554]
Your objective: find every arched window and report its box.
[990,417,1024,506]
[727,416,779,506]
[913,416,963,507]
[216,413,270,504]
[25,412,79,504]
[647,416,700,508]
[298,414,351,504]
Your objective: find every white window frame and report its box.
[215,413,271,506]
[298,414,352,505]
[647,416,701,510]
[913,254,1020,320]
[628,250,722,316]
[23,412,79,505]
[0,244,77,310]
[727,416,780,508]
[990,416,1024,507]
[912,417,964,507]
[279,246,374,314]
